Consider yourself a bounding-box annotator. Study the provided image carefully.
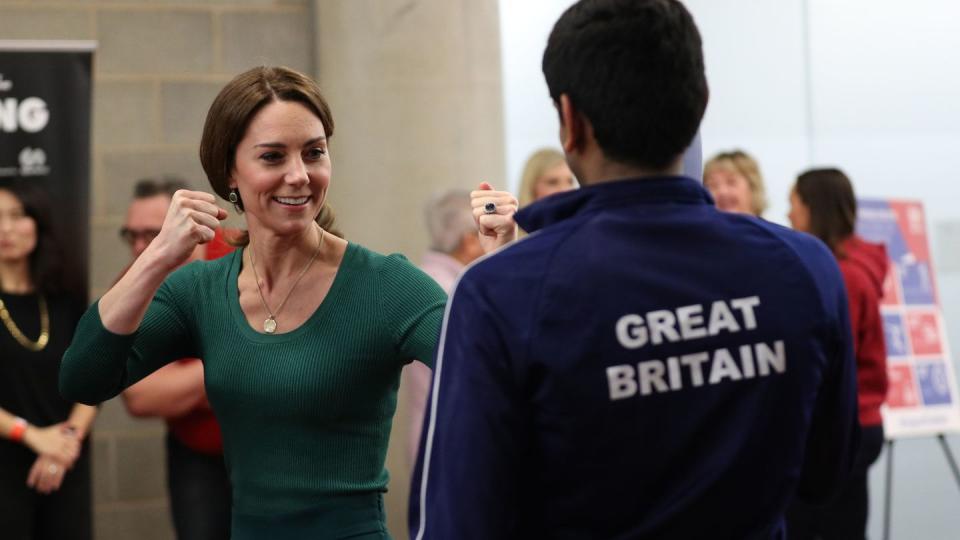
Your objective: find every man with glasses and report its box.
[119,178,232,540]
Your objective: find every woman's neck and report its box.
[0,259,33,293]
[246,224,323,289]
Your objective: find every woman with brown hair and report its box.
[59,66,517,539]
[786,167,889,540]
[703,149,768,217]
[0,180,97,540]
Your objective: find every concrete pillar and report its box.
[313,2,506,538]
[314,0,506,256]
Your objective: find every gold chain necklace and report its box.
[0,294,50,351]
[248,227,325,334]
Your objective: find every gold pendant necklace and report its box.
[248,227,325,334]
[0,294,50,351]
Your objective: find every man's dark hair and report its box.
[794,168,857,257]
[133,176,190,199]
[542,0,708,170]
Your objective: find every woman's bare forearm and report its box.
[122,361,206,418]
[99,190,226,334]
[98,244,178,334]
[66,404,98,440]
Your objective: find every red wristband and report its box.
[9,417,27,443]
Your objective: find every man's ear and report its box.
[558,93,586,155]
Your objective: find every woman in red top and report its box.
[786,167,889,540]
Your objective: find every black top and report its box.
[1,291,85,428]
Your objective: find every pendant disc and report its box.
[264,317,277,334]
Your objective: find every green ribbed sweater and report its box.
[60,243,446,518]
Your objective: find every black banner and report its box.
[0,42,94,301]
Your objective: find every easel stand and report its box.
[882,434,960,540]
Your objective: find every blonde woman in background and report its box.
[703,150,768,217]
[518,148,577,208]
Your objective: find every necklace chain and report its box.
[248,227,325,334]
[0,294,50,351]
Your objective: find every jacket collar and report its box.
[516,176,713,233]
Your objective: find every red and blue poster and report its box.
[857,199,960,438]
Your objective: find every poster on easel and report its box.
[0,40,95,302]
[857,199,960,438]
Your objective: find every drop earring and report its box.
[228,188,243,211]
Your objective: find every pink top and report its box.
[418,251,464,292]
[404,251,464,464]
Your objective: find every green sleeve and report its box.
[59,263,201,405]
[379,254,448,368]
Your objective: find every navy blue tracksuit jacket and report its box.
[410,177,859,540]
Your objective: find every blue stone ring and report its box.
[483,202,497,215]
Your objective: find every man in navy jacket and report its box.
[410,1,860,538]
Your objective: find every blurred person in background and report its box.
[0,179,97,540]
[787,168,888,540]
[518,148,578,209]
[119,177,233,540]
[403,189,485,465]
[704,149,768,217]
